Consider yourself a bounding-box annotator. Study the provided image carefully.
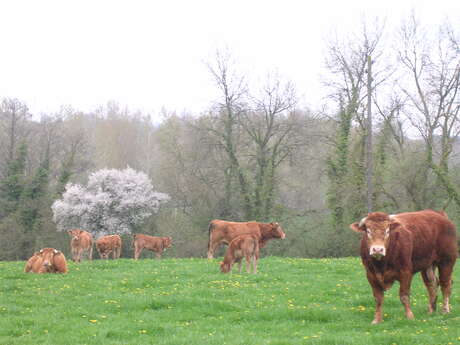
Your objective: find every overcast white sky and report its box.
[0,0,458,120]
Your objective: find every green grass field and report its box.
[1,256,460,345]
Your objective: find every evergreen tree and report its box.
[0,142,27,216]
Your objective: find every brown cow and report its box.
[133,234,172,259]
[207,220,285,259]
[96,235,122,259]
[220,234,259,274]
[24,248,68,274]
[68,229,93,262]
[350,209,457,324]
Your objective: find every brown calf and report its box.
[133,234,172,259]
[24,248,68,274]
[220,234,259,274]
[68,229,93,262]
[96,235,122,259]
[350,209,457,324]
[207,220,285,259]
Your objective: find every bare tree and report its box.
[204,48,251,219]
[323,19,387,238]
[245,73,299,219]
[398,15,460,208]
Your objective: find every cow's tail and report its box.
[207,221,215,253]
[132,234,137,248]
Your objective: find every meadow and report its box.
[1,256,460,345]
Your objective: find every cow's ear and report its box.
[53,249,60,254]
[350,222,365,233]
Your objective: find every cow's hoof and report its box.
[441,306,450,314]
[371,319,382,325]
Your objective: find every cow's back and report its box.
[136,234,162,250]
[222,221,261,242]
[97,235,120,249]
[393,210,457,271]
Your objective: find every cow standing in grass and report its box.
[220,234,259,274]
[25,248,68,274]
[207,220,285,259]
[96,235,122,259]
[133,234,172,259]
[68,229,93,262]
[350,209,457,324]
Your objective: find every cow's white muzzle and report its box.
[370,245,385,259]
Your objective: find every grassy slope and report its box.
[1,257,460,345]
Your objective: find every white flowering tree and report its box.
[52,167,170,236]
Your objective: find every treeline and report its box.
[0,16,459,260]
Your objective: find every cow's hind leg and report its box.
[207,239,221,259]
[134,245,142,260]
[438,262,455,313]
[421,265,438,313]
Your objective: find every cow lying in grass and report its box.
[24,248,68,274]
[96,235,122,259]
[220,234,259,274]
[133,234,172,259]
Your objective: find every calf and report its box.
[24,248,68,274]
[133,234,172,259]
[208,220,285,259]
[96,235,122,259]
[350,209,457,324]
[68,229,93,262]
[220,234,259,274]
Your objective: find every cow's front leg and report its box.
[371,286,384,324]
[367,272,385,324]
[71,248,77,262]
[245,256,251,273]
[252,256,258,274]
[399,271,415,320]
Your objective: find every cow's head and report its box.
[99,250,110,259]
[68,229,82,241]
[37,248,61,271]
[163,237,173,249]
[269,222,286,239]
[220,261,231,273]
[350,212,399,260]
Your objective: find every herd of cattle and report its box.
[22,209,458,324]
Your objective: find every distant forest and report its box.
[0,16,459,260]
